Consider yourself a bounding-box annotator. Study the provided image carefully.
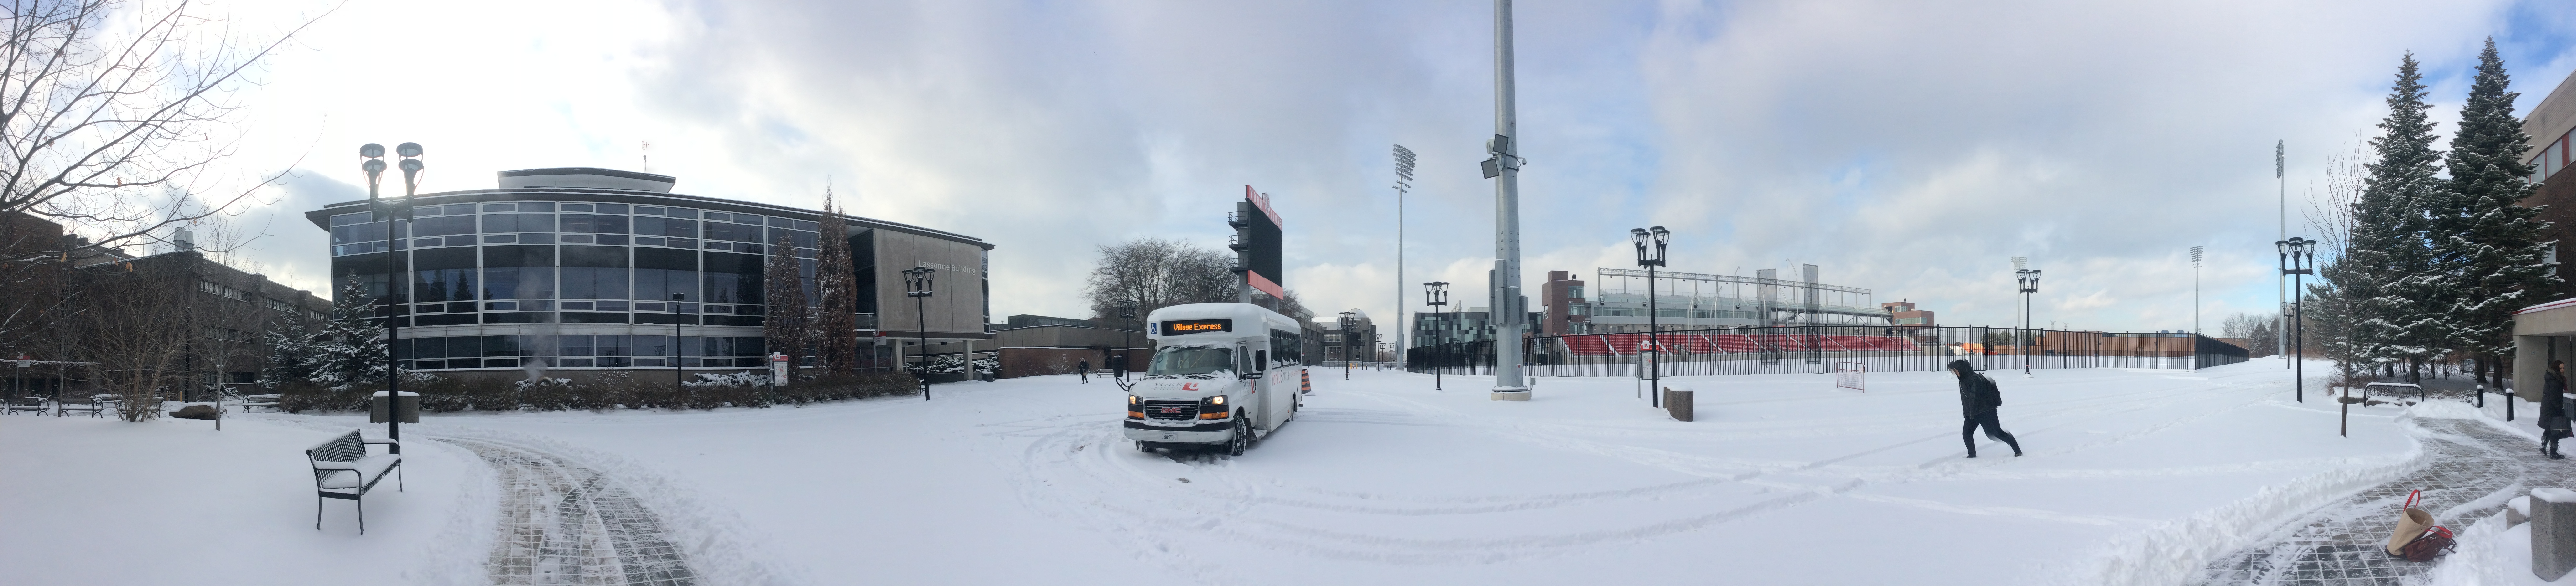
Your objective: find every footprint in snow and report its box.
[1178,478,1191,483]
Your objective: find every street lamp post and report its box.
[904,267,935,400]
[671,293,686,401]
[1117,299,1138,382]
[1425,282,1449,391]
[358,143,423,440]
[1340,311,1356,380]
[1630,226,1669,406]
[2015,268,2041,376]
[2277,238,2315,402]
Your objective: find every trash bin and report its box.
[1664,387,1694,422]
[370,391,419,424]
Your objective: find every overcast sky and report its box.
[179,0,2576,336]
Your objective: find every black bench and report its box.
[3,396,42,415]
[305,430,401,533]
[54,394,110,418]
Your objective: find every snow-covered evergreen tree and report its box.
[2351,52,2451,381]
[2444,38,2558,384]
[255,305,321,388]
[313,277,388,389]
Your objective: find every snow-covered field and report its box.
[5,360,2563,585]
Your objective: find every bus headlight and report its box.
[1128,395,1140,405]
[1207,395,1226,406]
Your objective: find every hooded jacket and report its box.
[1958,371,2002,417]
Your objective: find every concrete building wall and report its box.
[873,229,990,338]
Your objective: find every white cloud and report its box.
[179,0,2576,334]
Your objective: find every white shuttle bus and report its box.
[1124,302,1305,455]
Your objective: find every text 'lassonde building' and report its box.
[301,168,993,380]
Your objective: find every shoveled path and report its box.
[444,437,698,586]
[2195,417,2542,586]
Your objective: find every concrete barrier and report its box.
[2535,488,2576,580]
[1663,387,1693,422]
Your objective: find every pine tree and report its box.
[2445,37,2559,384]
[2352,52,2451,381]
[813,191,860,374]
[762,231,814,372]
[256,304,321,388]
[313,277,388,390]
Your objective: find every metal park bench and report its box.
[54,394,113,418]
[240,393,281,413]
[304,430,402,533]
[4,396,42,415]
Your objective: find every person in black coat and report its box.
[2545,360,2568,459]
[1950,359,2022,458]
[1079,359,1092,384]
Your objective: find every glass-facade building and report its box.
[303,168,993,373]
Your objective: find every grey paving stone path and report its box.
[445,438,698,586]
[2196,417,2542,586]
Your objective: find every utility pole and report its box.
[2192,246,2203,335]
[1483,0,1529,401]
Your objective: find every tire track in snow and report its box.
[445,437,699,586]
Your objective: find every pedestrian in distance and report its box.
[1079,359,1091,384]
[1949,359,2022,458]
[2544,360,2569,459]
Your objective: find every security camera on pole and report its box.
[1481,0,1530,401]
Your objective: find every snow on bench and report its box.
[305,430,402,533]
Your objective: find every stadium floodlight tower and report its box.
[1630,226,1670,406]
[1392,144,1416,370]
[2191,246,2204,335]
[2014,263,2041,376]
[2277,237,2315,402]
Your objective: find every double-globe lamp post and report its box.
[671,293,687,400]
[1630,226,1669,407]
[904,266,935,400]
[2277,237,2315,403]
[2015,268,2041,376]
[1423,281,1449,391]
[359,143,423,441]
[1340,311,1356,380]
[1117,299,1138,382]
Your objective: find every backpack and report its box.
[1979,374,2002,407]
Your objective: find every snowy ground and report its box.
[7,360,2573,585]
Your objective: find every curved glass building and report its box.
[302,168,993,375]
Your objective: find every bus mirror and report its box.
[1254,350,1268,372]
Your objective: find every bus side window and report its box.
[1254,350,1268,372]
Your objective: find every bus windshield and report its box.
[1146,346,1233,378]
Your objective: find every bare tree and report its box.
[78,260,190,420]
[762,231,812,370]
[0,1,329,369]
[1086,237,1315,322]
[2304,139,2373,381]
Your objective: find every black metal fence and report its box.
[1406,325,2245,378]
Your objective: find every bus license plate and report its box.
[1160,434,1176,440]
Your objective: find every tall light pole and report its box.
[359,143,422,440]
[1630,226,1669,406]
[2015,266,2041,376]
[2278,238,2315,402]
[2278,140,2289,367]
[1393,144,1415,370]
[1425,281,1448,391]
[2191,246,2203,335]
[905,267,935,400]
[1481,0,1529,401]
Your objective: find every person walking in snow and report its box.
[1950,359,2022,458]
[2544,360,2568,459]
[1079,359,1091,384]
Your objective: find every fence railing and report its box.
[1405,325,2245,378]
